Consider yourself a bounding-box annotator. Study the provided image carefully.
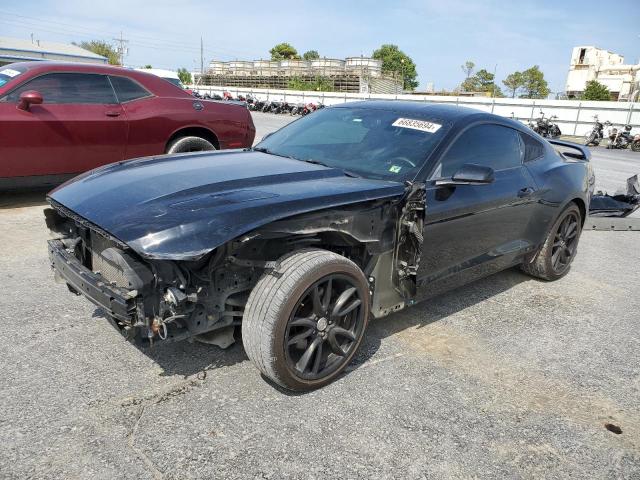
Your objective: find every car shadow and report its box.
[357,267,531,359]
[112,266,531,391]
[92,307,250,379]
[0,189,49,209]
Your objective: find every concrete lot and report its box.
[0,112,639,479]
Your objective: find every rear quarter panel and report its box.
[523,143,592,244]
[122,97,254,158]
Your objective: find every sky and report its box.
[1,0,639,93]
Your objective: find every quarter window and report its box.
[3,73,116,104]
[109,76,151,102]
[519,132,545,162]
[432,124,523,178]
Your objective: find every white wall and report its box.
[190,84,640,137]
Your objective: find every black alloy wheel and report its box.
[550,210,579,275]
[284,274,365,380]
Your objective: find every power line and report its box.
[0,17,238,63]
[0,10,255,57]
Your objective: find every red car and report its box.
[0,62,255,189]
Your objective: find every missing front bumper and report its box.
[48,239,137,322]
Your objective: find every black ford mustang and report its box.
[46,101,594,391]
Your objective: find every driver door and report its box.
[0,72,127,182]
[416,123,539,296]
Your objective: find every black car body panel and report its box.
[46,101,594,348]
[49,150,405,260]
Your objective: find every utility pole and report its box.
[200,36,204,75]
[112,31,129,66]
[492,63,498,98]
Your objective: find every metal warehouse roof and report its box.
[0,36,107,62]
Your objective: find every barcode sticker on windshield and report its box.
[392,118,441,133]
[0,68,21,77]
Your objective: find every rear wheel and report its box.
[521,203,582,281]
[242,249,370,391]
[631,140,640,152]
[166,136,215,154]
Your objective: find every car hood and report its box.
[49,150,405,260]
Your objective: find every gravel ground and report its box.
[0,112,639,479]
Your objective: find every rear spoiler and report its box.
[548,139,591,161]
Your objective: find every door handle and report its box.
[105,110,121,117]
[517,187,535,198]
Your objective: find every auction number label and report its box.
[392,118,441,133]
[0,68,21,77]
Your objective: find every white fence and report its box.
[189,84,640,138]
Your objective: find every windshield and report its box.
[0,66,26,88]
[256,106,450,181]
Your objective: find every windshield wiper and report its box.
[255,149,361,178]
[253,146,298,160]
[301,159,361,178]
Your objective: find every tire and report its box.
[166,136,215,154]
[585,132,596,146]
[520,203,582,281]
[242,249,370,391]
[631,141,640,152]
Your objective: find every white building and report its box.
[565,46,640,101]
[0,36,108,67]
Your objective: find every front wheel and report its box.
[585,132,596,146]
[521,203,582,281]
[631,141,640,152]
[242,249,370,391]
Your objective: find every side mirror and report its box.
[17,90,43,111]
[435,164,495,186]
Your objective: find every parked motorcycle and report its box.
[302,103,317,116]
[280,101,292,114]
[584,116,611,146]
[289,103,304,115]
[530,111,561,138]
[607,124,640,150]
[266,101,284,114]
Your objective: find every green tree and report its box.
[288,76,334,91]
[520,65,550,99]
[303,50,320,60]
[270,43,300,60]
[461,68,502,96]
[75,40,119,65]
[582,80,610,101]
[143,64,153,69]
[372,44,418,90]
[461,60,475,79]
[502,71,524,98]
[177,68,192,85]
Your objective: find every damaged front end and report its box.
[46,182,427,346]
[45,201,260,346]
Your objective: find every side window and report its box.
[109,76,151,103]
[432,124,523,178]
[519,132,544,162]
[4,73,116,104]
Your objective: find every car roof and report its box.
[136,68,180,79]
[337,100,528,131]
[2,61,190,97]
